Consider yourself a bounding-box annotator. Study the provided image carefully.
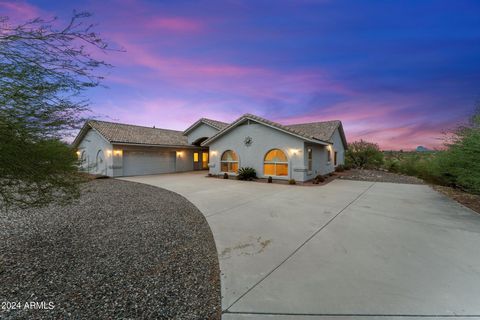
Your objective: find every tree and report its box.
[434,107,480,193]
[0,12,111,209]
[345,140,384,169]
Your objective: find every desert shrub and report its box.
[433,113,480,193]
[288,179,296,185]
[237,167,257,180]
[381,108,480,194]
[345,140,384,169]
[383,158,400,173]
[267,176,273,183]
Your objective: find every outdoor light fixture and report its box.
[176,151,183,158]
[76,151,81,156]
[113,150,123,156]
[210,150,218,156]
[106,150,112,156]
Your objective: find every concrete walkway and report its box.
[120,171,480,319]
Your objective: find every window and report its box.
[264,149,288,176]
[221,150,239,173]
[194,152,199,162]
[334,151,338,166]
[307,148,313,171]
[327,149,332,163]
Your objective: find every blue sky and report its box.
[2,0,480,149]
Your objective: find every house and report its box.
[72,114,347,182]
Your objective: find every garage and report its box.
[123,150,176,176]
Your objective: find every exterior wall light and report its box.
[176,151,183,158]
[106,150,112,157]
[113,150,123,156]
[210,150,218,156]
[289,148,300,155]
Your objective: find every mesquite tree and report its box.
[0,12,112,209]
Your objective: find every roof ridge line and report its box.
[89,119,183,133]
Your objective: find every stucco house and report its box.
[72,113,347,182]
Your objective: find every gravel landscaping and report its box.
[0,179,221,319]
[338,168,425,184]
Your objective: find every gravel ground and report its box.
[0,179,221,319]
[338,169,425,184]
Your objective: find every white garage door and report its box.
[123,150,176,176]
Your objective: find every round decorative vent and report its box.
[244,136,253,146]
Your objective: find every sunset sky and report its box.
[2,0,480,150]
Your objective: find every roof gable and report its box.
[201,114,333,146]
[183,118,229,135]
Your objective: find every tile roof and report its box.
[74,120,189,147]
[287,120,341,142]
[201,118,229,130]
[73,115,346,148]
[182,117,229,135]
[202,114,343,146]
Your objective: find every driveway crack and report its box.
[224,182,376,312]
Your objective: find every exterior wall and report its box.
[186,123,219,145]
[302,143,332,181]
[208,121,307,181]
[77,129,113,176]
[301,128,346,181]
[331,128,345,166]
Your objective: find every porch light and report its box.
[289,148,300,155]
[76,151,81,156]
[106,150,112,157]
[176,151,183,158]
[210,150,218,156]
[113,149,123,156]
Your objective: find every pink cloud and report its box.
[0,1,41,21]
[146,17,203,32]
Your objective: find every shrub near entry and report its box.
[237,167,257,181]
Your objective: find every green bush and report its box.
[335,165,345,172]
[381,108,480,194]
[237,167,257,181]
[345,140,384,169]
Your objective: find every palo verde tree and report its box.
[0,12,112,209]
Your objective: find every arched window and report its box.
[221,150,239,173]
[264,149,288,176]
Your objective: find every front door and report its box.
[193,152,200,170]
[202,152,209,169]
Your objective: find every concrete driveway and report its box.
[120,171,480,319]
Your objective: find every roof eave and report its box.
[112,142,203,148]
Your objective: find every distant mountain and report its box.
[416,146,430,152]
